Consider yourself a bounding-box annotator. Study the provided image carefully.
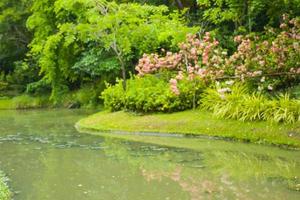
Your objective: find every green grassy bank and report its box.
[76,110,300,148]
[0,96,49,110]
[0,171,11,200]
[0,94,102,110]
[0,99,12,110]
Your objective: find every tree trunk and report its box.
[120,60,126,90]
[175,0,184,10]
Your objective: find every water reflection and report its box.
[0,110,299,200]
[102,138,300,200]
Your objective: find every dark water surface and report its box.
[0,109,299,200]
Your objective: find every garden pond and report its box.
[0,109,299,200]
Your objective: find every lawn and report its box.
[76,110,300,148]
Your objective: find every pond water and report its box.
[0,109,299,200]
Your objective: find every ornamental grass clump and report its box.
[263,94,300,123]
[200,84,300,123]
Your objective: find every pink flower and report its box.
[234,35,242,43]
[169,78,177,85]
[176,71,184,80]
[196,68,207,78]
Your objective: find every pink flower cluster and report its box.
[227,15,300,89]
[135,52,182,76]
[169,78,180,95]
[135,15,300,94]
[135,32,227,94]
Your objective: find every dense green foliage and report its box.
[196,0,300,50]
[102,16,299,123]
[0,0,299,125]
[102,75,204,112]
[1,0,196,105]
[25,0,195,103]
[0,0,32,73]
[197,0,300,31]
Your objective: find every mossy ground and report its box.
[77,110,300,148]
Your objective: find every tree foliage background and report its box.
[0,0,299,104]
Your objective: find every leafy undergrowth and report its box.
[0,171,11,200]
[77,110,300,148]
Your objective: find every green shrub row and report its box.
[60,86,101,109]
[200,85,300,123]
[102,75,300,123]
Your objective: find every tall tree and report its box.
[0,0,32,74]
[27,0,197,102]
[197,0,300,33]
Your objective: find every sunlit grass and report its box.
[0,95,50,110]
[0,99,12,110]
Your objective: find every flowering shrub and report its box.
[136,33,227,86]
[135,15,300,94]
[103,15,300,120]
[227,15,300,91]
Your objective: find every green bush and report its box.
[101,79,126,112]
[56,86,99,109]
[101,75,204,113]
[200,85,300,123]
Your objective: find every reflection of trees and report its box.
[102,137,300,200]
[204,151,300,181]
[141,166,219,200]
[0,110,89,138]
[1,110,300,199]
